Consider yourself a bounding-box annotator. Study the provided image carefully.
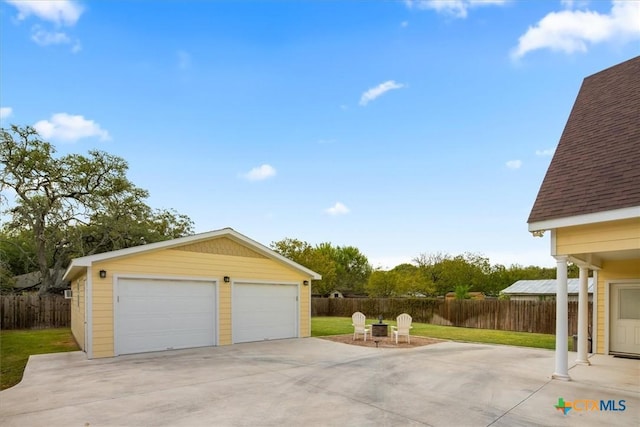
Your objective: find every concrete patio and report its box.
[1,338,638,426]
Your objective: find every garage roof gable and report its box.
[63,227,322,281]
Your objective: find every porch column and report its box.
[576,265,590,365]
[553,256,571,380]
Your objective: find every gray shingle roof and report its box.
[528,56,640,224]
[501,279,594,295]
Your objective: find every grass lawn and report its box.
[0,328,79,390]
[0,321,560,391]
[312,317,559,350]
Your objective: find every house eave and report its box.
[528,206,640,234]
[63,262,90,282]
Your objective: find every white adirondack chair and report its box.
[352,312,371,341]
[392,313,413,344]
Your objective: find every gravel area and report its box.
[319,334,443,349]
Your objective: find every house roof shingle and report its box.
[528,56,640,224]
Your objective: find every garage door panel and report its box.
[233,283,297,343]
[116,279,216,355]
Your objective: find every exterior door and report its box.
[610,283,640,355]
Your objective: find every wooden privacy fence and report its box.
[1,295,70,330]
[312,298,592,336]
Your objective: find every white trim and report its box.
[113,274,218,356]
[592,270,598,354]
[550,230,557,256]
[232,278,300,286]
[570,255,602,271]
[63,228,322,282]
[216,279,220,347]
[529,206,639,233]
[307,278,312,339]
[114,273,221,282]
[605,280,610,355]
[231,280,300,344]
[82,277,88,354]
[86,267,93,359]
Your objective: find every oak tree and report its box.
[0,125,193,293]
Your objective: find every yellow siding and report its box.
[595,259,640,354]
[70,274,86,350]
[219,282,232,345]
[300,281,310,337]
[91,247,310,358]
[555,218,640,255]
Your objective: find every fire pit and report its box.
[371,315,388,337]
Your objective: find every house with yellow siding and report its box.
[528,56,640,380]
[63,228,321,359]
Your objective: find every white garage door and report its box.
[232,283,298,343]
[116,278,216,355]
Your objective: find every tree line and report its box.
[2,125,574,296]
[270,241,578,298]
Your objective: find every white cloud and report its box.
[30,26,81,52]
[6,0,84,26]
[359,80,405,106]
[405,0,507,19]
[34,113,111,142]
[506,160,522,169]
[7,1,84,51]
[535,148,554,156]
[243,164,277,181]
[401,21,409,27]
[561,0,590,9]
[325,202,350,216]
[369,254,414,271]
[484,249,556,268]
[0,107,13,119]
[31,26,70,45]
[512,1,640,59]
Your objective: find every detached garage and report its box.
[63,228,321,359]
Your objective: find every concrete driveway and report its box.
[1,338,638,426]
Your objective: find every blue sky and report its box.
[1,1,639,269]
